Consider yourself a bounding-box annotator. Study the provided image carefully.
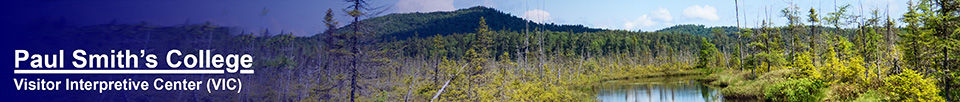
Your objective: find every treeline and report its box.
[336,6,603,40]
[395,30,703,61]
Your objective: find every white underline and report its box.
[13,70,255,74]
[239,70,254,74]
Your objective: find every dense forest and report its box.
[336,6,603,40]
[23,0,960,101]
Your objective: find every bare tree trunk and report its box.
[538,30,545,81]
[735,0,745,70]
[431,64,469,102]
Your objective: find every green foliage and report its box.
[338,6,602,39]
[852,90,886,102]
[817,35,868,84]
[509,82,589,101]
[465,17,492,74]
[704,70,751,87]
[825,83,863,101]
[697,37,719,68]
[401,29,703,60]
[656,24,739,38]
[764,78,824,102]
[841,56,867,83]
[899,0,960,100]
[431,34,448,58]
[722,83,764,99]
[795,52,821,80]
[883,68,945,102]
[824,4,853,30]
[323,8,339,35]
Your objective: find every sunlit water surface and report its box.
[595,76,724,102]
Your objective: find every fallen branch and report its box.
[430,63,469,102]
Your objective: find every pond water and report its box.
[595,76,724,102]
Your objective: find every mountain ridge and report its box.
[335,6,756,39]
[336,6,603,39]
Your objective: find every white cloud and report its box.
[623,8,672,31]
[683,5,720,21]
[393,0,456,13]
[624,15,656,30]
[652,7,673,21]
[523,9,552,23]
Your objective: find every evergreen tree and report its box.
[323,8,339,35]
[807,8,821,71]
[432,34,447,86]
[711,28,729,68]
[466,17,492,74]
[884,68,946,102]
[341,0,390,101]
[899,0,960,100]
[697,37,719,68]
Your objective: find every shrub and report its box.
[852,90,886,102]
[794,52,821,80]
[722,83,763,99]
[705,70,750,87]
[825,83,862,101]
[510,82,589,101]
[763,78,825,102]
[758,69,796,81]
[882,68,945,102]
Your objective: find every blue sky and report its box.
[3,0,911,36]
[459,0,909,31]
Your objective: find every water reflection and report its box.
[596,76,723,102]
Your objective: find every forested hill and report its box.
[337,6,603,39]
[655,24,738,38]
